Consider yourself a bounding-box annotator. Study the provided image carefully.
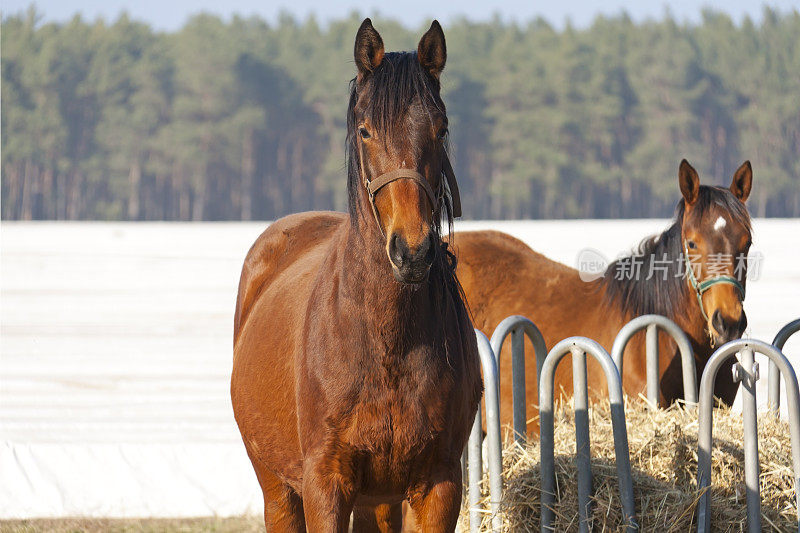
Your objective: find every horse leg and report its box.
[301,453,357,533]
[407,467,462,533]
[352,503,403,533]
[400,501,419,532]
[254,462,305,532]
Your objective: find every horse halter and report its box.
[357,137,462,237]
[683,240,746,322]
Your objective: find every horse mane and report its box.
[601,185,751,319]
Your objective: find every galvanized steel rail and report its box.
[467,330,503,532]
[539,337,638,532]
[611,314,697,406]
[696,338,800,533]
[490,315,547,442]
[770,318,800,416]
[463,314,800,533]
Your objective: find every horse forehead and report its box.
[690,208,749,247]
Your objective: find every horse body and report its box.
[456,160,753,434]
[233,210,479,527]
[455,229,694,432]
[232,20,481,532]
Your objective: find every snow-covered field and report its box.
[1,219,798,518]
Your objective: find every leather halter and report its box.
[683,240,746,322]
[358,138,462,236]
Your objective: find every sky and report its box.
[3,0,799,31]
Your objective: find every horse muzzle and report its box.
[711,309,748,346]
[388,232,435,284]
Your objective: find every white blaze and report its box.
[714,216,727,231]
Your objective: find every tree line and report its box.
[2,7,799,221]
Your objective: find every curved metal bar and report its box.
[611,314,697,406]
[490,315,548,442]
[467,330,503,532]
[770,318,800,416]
[696,339,800,533]
[467,406,482,532]
[539,337,637,532]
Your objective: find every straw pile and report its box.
[463,397,797,532]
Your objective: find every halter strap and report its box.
[366,169,437,211]
[683,240,746,322]
[357,137,462,236]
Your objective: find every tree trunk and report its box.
[241,130,254,221]
[20,159,32,220]
[128,159,142,220]
[192,172,206,221]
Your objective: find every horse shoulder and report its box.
[233,211,348,343]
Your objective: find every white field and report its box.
[1,219,799,518]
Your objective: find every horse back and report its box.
[454,230,588,329]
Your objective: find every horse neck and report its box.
[339,208,443,347]
[601,223,712,350]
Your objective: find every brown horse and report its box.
[231,19,481,532]
[455,160,753,433]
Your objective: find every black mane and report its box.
[601,185,751,319]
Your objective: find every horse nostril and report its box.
[711,309,747,343]
[738,312,748,333]
[389,233,403,266]
[712,309,725,333]
[388,232,407,268]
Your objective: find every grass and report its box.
[0,516,264,533]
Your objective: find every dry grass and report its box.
[463,397,798,532]
[0,516,264,533]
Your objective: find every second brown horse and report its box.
[456,160,753,433]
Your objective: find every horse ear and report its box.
[730,160,752,202]
[417,20,446,79]
[354,18,384,81]
[679,159,700,206]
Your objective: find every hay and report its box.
[463,397,798,532]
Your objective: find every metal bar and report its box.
[467,407,482,532]
[490,315,548,442]
[461,448,467,491]
[769,359,781,417]
[539,343,562,533]
[611,314,697,405]
[572,346,592,533]
[739,348,761,533]
[539,337,638,532]
[645,324,660,405]
[770,318,800,416]
[474,330,503,532]
[511,327,526,443]
[697,339,800,533]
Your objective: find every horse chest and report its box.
[344,375,453,488]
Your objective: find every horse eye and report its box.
[359,127,371,139]
[687,240,697,249]
[437,127,448,140]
